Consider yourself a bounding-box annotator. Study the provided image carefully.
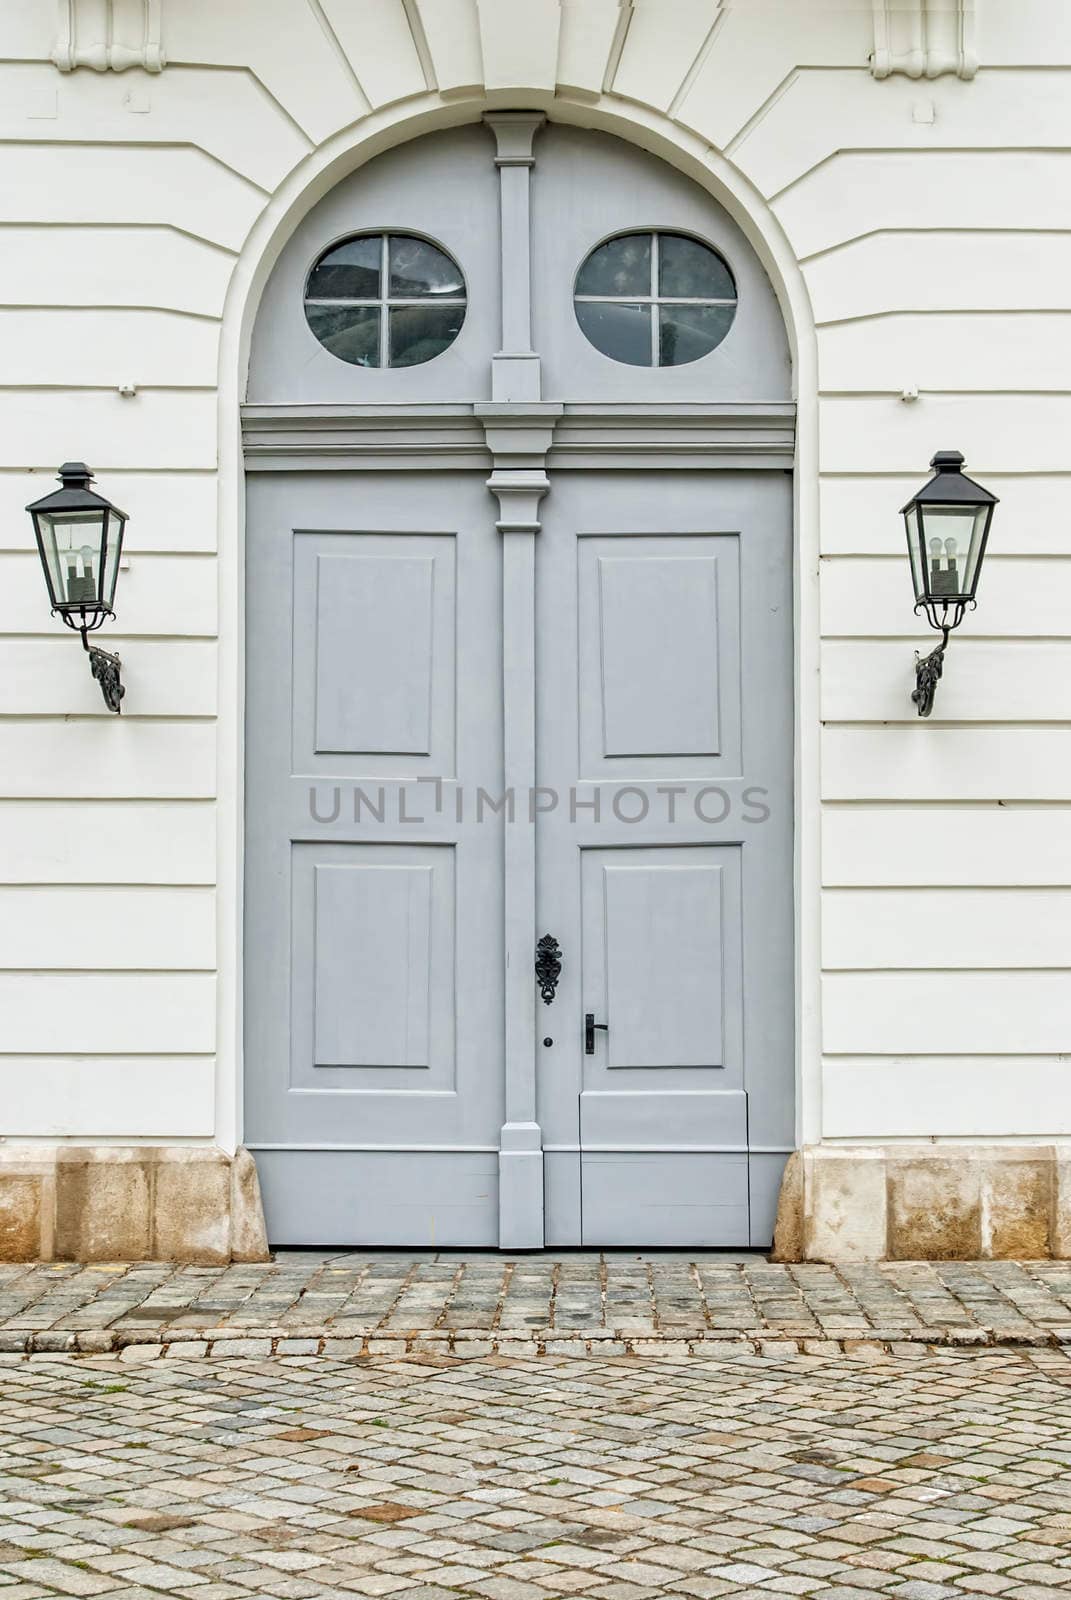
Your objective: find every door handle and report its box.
[585,1013,608,1055]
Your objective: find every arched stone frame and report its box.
[213,89,822,1181]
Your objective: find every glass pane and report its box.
[575,301,652,366]
[658,233,735,299]
[101,510,125,611]
[389,236,465,298]
[659,303,735,366]
[919,505,987,600]
[905,506,926,605]
[305,303,381,367]
[962,504,991,596]
[306,235,381,300]
[43,511,105,606]
[575,234,651,297]
[389,303,465,366]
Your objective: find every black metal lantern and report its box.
[902,449,997,717]
[27,462,127,712]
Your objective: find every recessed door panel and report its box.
[594,551,722,758]
[293,532,456,779]
[313,553,436,756]
[288,843,455,1092]
[313,859,433,1068]
[578,535,741,780]
[601,859,727,1070]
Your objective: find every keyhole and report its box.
[543,1037,553,1047]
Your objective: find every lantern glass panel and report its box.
[905,504,927,605]
[35,507,108,611]
[918,503,990,603]
[100,509,125,612]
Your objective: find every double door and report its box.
[244,465,793,1246]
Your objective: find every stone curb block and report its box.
[0,1321,1066,1361]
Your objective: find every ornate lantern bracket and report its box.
[87,641,125,714]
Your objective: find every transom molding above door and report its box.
[241,401,797,471]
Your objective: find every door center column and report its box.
[482,112,560,1248]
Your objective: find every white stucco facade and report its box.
[1,0,1068,1259]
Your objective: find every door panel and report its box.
[581,846,744,1094]
[596,855,733,1072]
[537,471,793,1247]
[292,532,456,778]
[291,843,453,1086]
[245,473,502,1245]
[581,1153,750,1248]
[252,1150,498,1249]
[579,538,740,774]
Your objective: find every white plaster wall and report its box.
[0,0,1066,1150]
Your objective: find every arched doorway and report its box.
[242,117,795,1249]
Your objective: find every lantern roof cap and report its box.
[25,461,127,520]
[900,449,999,515]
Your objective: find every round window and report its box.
[304,232,466,368]
[574,231,737,367]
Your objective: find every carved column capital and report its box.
[478,404,562,532]
[484,111,546,167]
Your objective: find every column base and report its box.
[498,1138,544,1250]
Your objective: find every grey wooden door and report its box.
[243,116,796,1248]
[536,472,794,1246]
[245,471,504,1245]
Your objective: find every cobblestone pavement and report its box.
[2,1256,1071,1358]
[1,1345,1070,1598]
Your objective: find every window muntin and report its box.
[304,233,466,368]
[574,231,737,367]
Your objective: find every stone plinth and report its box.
[772,1144,1071,1263]
[0,1146,269,1263]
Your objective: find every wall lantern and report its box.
[27,462,127,713]
[903,449,997,717]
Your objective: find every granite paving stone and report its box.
[5,1257,1071,1356]
[0,1345,1070,1597]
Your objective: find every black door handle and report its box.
[585,1013,608,1054]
